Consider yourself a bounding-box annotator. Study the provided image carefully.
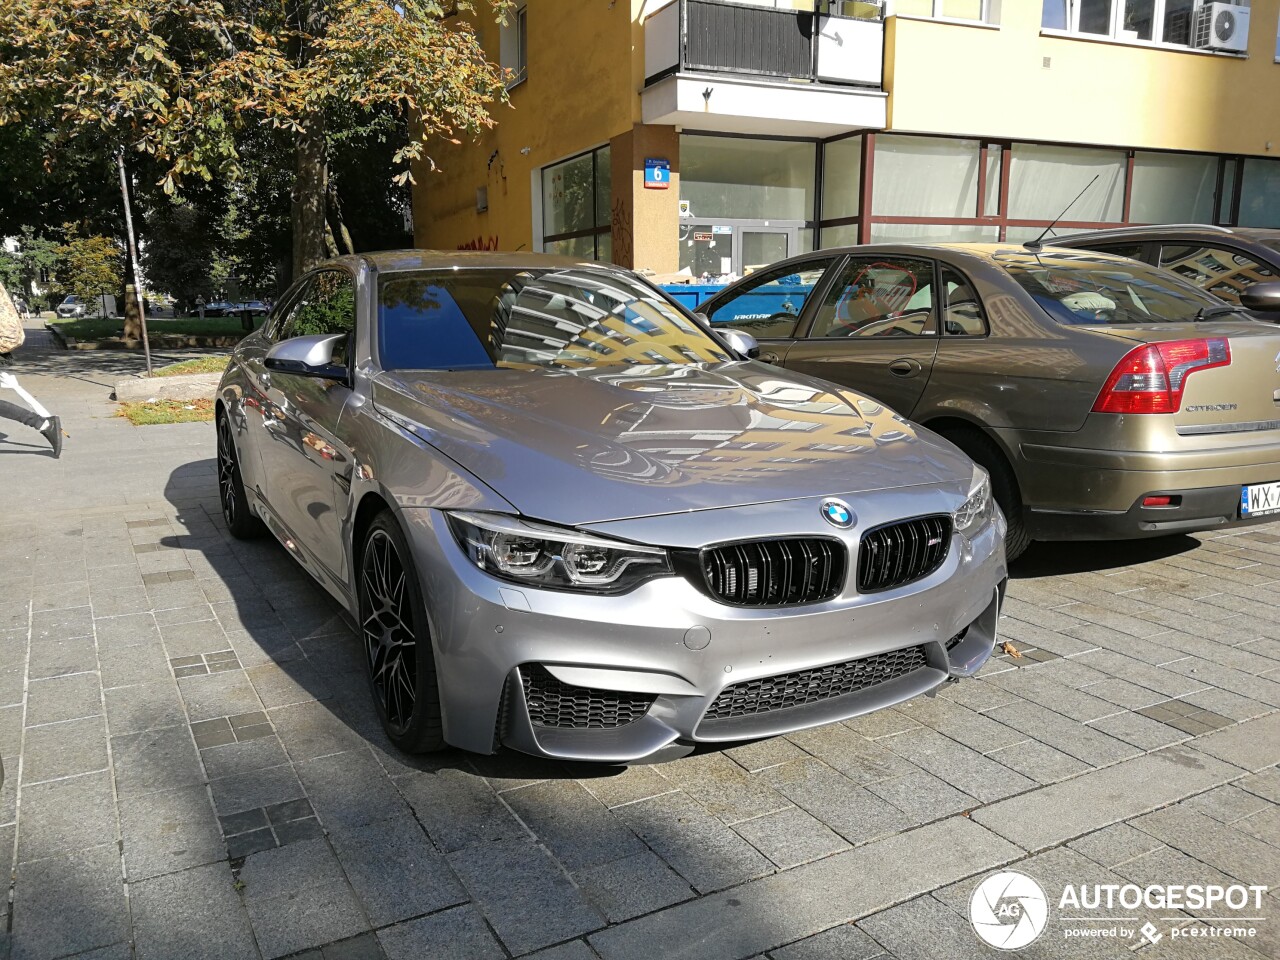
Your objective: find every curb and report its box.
[114,372,223,403]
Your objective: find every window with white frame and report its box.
[893,0,1001,23]
[499,3,527,89]
[1042,0,1252,48]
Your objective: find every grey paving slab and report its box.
[971,743,1246,852]
[733,805,850,869]
[574,849,695,923]
[24,671,102,727]
[10,843,129,960]
[377,905,505,960]
[447,837,604,956]
[588,816,1020,960]
[617,789,776,894]
[20,713,108,783]
[1189,709,1280,771]
[398,766,528,853]
[296,749,412,831]
[878,727,1036,803]
[656,751,792,824]
[131,861,259,960]
[1130,804,1280,886]
[1066,822,1166,869]
[27,632,96,679]
[120,783,223,881]
[763,759,913,845]
[504,778,647,870]
[112,724,205,799]
[239,838,369,959]
[327,817,467,927]
[104,678,187,736]
[209,760,305,817]
[768,923,884,960]
[863,768,976,822]
[177,668,264,722]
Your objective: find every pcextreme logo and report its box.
[969,873,1270,949]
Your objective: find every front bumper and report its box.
[401,501,1007,763]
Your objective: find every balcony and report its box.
[642,0,886,137]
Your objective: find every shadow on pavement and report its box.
[1009,535,1199,579]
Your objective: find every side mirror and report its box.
[694,311,711,323]
[265,333,349,381]
[721,328,760,360]
[1240,282,1280,313]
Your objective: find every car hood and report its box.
[372,363,973,525]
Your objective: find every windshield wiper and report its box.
[1195,304,1252,322]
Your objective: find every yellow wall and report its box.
[886,0,1280,157]
[413,2,639,253]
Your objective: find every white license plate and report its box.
[1241,481,1280,517]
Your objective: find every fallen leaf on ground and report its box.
[1000,641,1022,658]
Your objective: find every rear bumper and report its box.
[1027,483,1280,541]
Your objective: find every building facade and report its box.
[413,0,1280,279]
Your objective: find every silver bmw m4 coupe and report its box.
[215,251,1008,763]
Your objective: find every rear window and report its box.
[995,252,1223,325]
[377,267,732,371]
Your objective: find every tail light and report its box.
[1093,338,1230,415]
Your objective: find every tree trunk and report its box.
[326,180,356,256]
[292,114,328,278]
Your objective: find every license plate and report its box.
[1241,481,1280,518]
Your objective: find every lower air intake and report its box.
[521,664,655,729]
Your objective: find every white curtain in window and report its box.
[1007,144,1126,223]
[821,136,862,220]
[872,135,981,218]
[1130,152,1215,224]
[1240,159,1280,228]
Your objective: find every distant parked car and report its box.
[1058,225,1280,316]
[55,295,86,319]
[700,243,1280,560]
[203,300,236,317]
[215,251,1007,762]
[237,301,269,316]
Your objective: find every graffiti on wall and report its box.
[611,197,633,267]
[458,236,500,251]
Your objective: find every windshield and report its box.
[996,252,1226,325]
[378,267,732,371]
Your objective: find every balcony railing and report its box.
[644,0,883,88]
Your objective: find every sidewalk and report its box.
[0,329,1276,960]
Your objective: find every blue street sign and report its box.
[644,157,670,189]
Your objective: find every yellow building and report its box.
[414,0,1280,278]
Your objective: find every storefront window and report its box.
[873,135,981,219]
[680,135,815,222]
[1129,152,1215,223]
[820,224,859,249]
[983,147,1002,217]
[541,145,611,261]
[1007,144,1125,223]
[869,223,999,243]
[1239,158,1280,228]
[821,136,862,221]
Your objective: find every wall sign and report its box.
[644,157,671,190]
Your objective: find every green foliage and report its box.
[290,275,355,338]
[53,232,122,302]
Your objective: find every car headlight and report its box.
[954,466,993,536]
[447,511,673,593]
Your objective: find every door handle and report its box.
[888,359,922,378]
[758,351,781,364]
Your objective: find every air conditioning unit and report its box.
[1193,2,1249,53]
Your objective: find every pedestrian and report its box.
[0,281,63,457]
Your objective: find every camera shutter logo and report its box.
[970,871,1049,950]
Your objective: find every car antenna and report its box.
[1023,175,1099,253]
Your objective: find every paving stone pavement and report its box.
[1,328,1278,959]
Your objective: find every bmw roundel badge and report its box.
[820,499,854,529]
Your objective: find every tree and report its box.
[0,0,508,284]
[54,231,123,304]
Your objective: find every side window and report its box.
[1092,243,1147,261]
[705,261,835,338]
[809,258,936,339]
[941,266,987,336]
[264,279,312,343]
[282,271,357,364]
[1158,244,1276,303]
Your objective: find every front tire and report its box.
[358,511,445,753]
[216,411,265,540]
[940,427,1031,562]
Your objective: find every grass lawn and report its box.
[150,356,230,377]
[118,398,215,425]
[53,316,263,340]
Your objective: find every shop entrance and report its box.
[678,220,803,282]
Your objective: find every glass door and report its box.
[738,227,796,276]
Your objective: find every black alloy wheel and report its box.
[217,412,264,540]
[358,512,444,752]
